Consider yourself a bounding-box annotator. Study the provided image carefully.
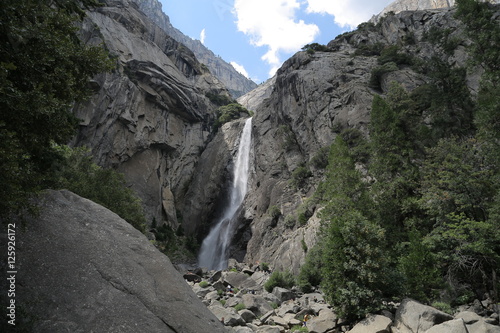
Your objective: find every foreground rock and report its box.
[0,190,225,332]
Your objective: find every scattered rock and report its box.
[307,308,338,333]
[349,314,392,333]
[394,299,454,333]
[425,318,469,333]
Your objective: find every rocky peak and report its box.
[373,0,500,21]
[132,0,258,98]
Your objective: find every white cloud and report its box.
[230,61,250,78]
[305,0,393,29]
[200,28,206,44]
[233,0,319,77]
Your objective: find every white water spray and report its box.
[198,118,252,270]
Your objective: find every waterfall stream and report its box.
[198,117,253,270]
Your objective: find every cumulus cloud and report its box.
[200,28,206,44]
[230,61,250,78]
[305,0,393,29]
[233,0,319,77]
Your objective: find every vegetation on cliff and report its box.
[299,0,500,320]
[0,0,147,232]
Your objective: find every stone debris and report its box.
[181,259,500,333]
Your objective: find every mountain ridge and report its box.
[132,0,257,98]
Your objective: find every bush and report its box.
[234,303,246,311]
[52,145,147,232]
[214,103,250,129]
[268,205,281,220]
[264,270,296,292]
[369,62,398,90]
[260,262,270,272]
[310,146,330,169]
[199,281,209,288]
[290,166,312,189]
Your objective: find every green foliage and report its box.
[214,103,250,129]
[302,43,331,53]
[378,46,414,66]
[290,166,312,189]
[267,205,282,220]
[260,262,270,272]
[291,325,309,332]
[51,146,147,232]
[264,270,296,292]
[278,125,299,151]
[298,245,323,293]
[199,281,209,288]
[0,0,112,219]
[354,42,384,56]
[369,62,398,90]
[320,209,389,320]
[234,303,246,311]
[431,302,453,315]
[310,146,330,169]
[206,92,234,106]
[398,231,441,302]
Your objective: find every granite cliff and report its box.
[72,0,234,228]
[132,0,257,98]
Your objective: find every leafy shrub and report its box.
[284,214,296,229]
[264,270,295,292]
[199,281,209,288]
[369,62,398,90]
[206,92,234,106]
[52,145,146,232]
[378,45,414,66]
[234,303,246,311]
[354,42,384,56]
[432,302,453,315]
[310,146,330,169]
[214,103,250,129]
[268,205,281,220]
[290,166,312,189]
[291,326,308,332]
[298,245,323,293]
[260,262,270,272]
[302,43,331,53]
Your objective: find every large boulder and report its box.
[425,318,469,333]
[242,294,274,316]
[394,299,454,333]
[349,314,392,333]
[307,308,338,333]
[0,190,225,332]
[208,303,246,327]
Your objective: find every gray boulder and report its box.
[256,326,282,333]
[224,271,261,291]
[307,308,338,333]
[5,190,224,332]
[239,309,257,323]
[243,294,274,316]
[425,318,469,333]
[395,299,454,333]
[209,303,246,327]
[467,321,500,333]
[349,314,392,333]
[272,287,295,304]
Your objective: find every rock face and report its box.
[0,190,225,332]
[373,0,500,22]
[132,0,257,98]
[73,0,231,227]
[230,4,500,273]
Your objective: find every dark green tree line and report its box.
[0,0,113,218]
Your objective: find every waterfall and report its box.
[198,117,253,270]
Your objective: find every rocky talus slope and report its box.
[182,260,500,332]
[73,0,231,226]
[132,0,257,98]
[0,190,226,332]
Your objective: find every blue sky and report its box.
[159,0,393,83]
